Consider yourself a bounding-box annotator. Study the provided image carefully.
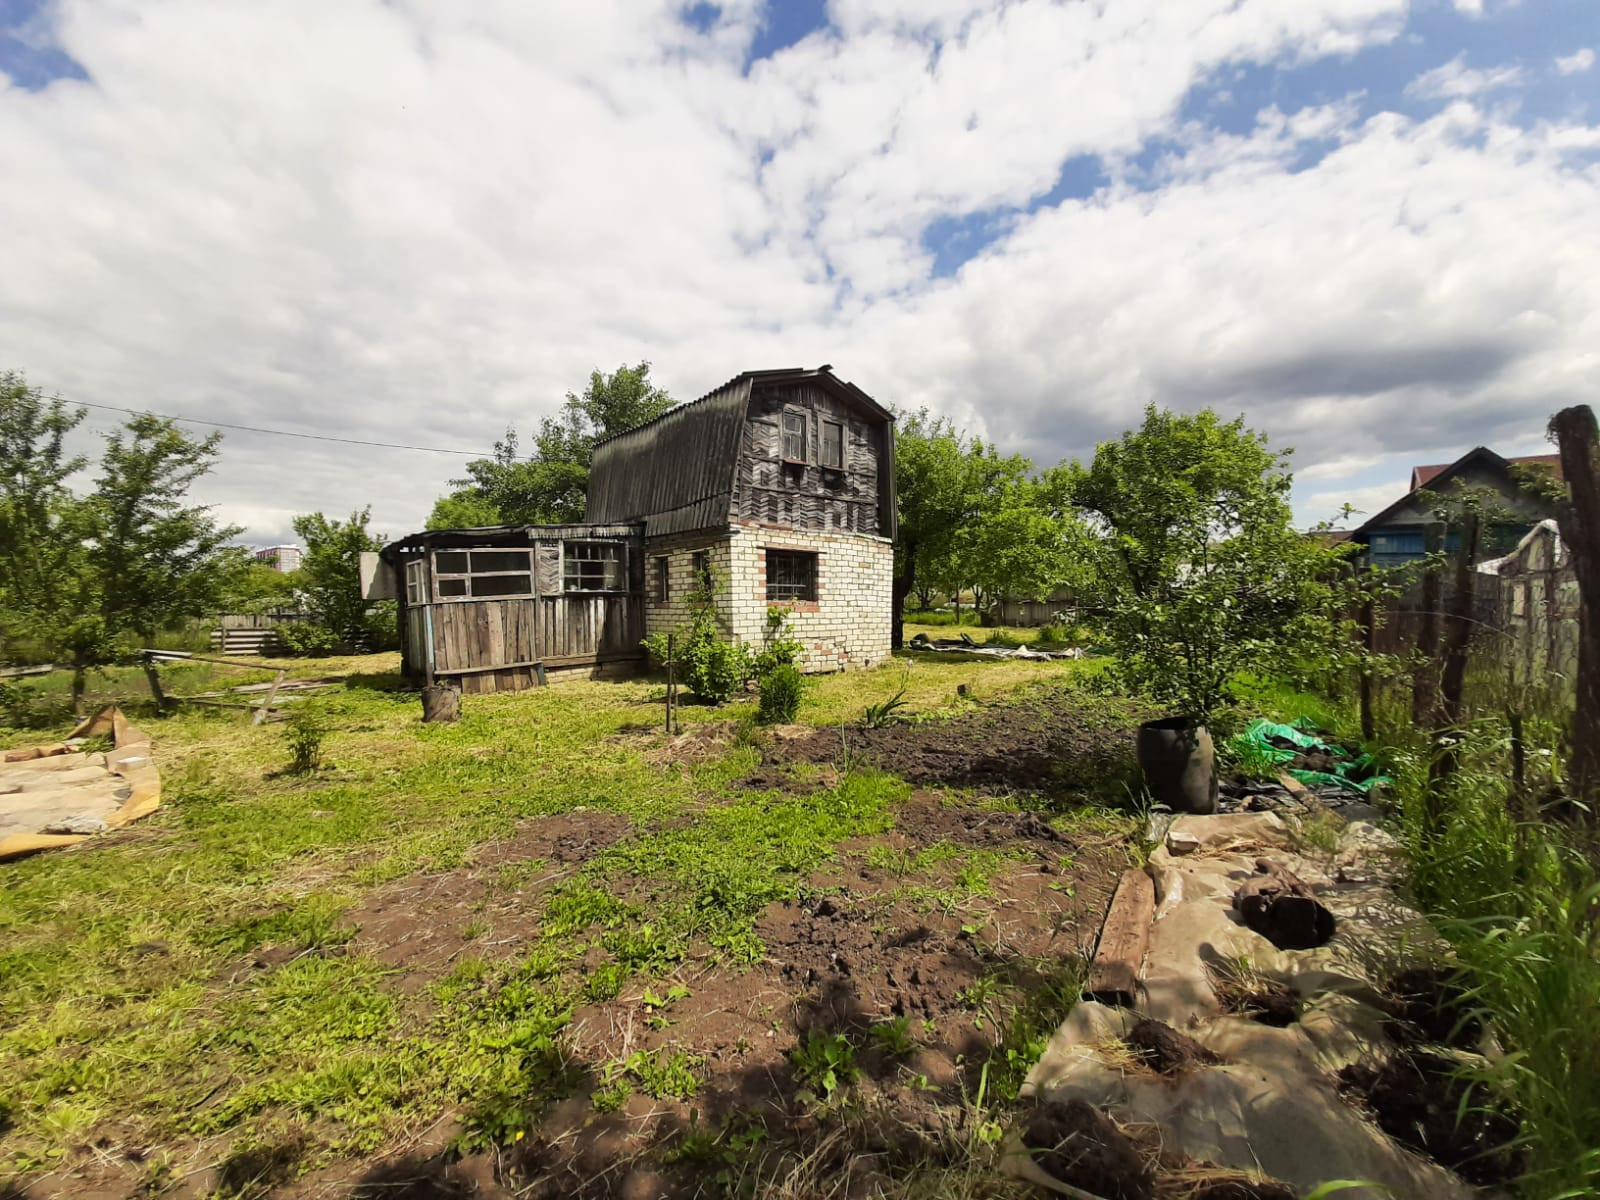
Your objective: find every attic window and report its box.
[782,411,808,462]
[563,541,627,592]
[822,420,844,469]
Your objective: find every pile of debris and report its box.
[906,632,1083,661]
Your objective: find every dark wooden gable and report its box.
[736,377,893,537]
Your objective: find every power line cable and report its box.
[69,399,494,457]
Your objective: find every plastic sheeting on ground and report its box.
[0,707,160,861]
[1008,809,1475,1200]
[1230,718,1392,794]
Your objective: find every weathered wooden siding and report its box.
[736,382,886,535]
[536,594,641,662]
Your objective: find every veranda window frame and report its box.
[563,540,629,593]
[821,419,845,470]
[431,547,535,602]
[781,410,808,463]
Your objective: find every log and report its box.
[1087,869,1156,1007]
[1232,859,1335,950]
[421,684,460,724]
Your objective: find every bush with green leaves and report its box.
[641,567,750,703]
[751,605,803,678]
[284,706,328,774]
[275,622,340,658]
[757,664,804,725]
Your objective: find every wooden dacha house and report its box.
[373,366,896,694]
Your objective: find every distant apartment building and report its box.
[254,545,303,573]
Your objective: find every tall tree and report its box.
[428,363,675,528]
[0,373,87,655]
[292,508,384,637]
[954,478,1077,614]
[890,411,1034,645]
[1066,405,1346,721]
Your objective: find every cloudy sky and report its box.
[2,0,1597,545]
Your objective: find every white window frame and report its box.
[781,410,808,463]
[405,559,427,606]
[563,541,629,593]
[821,419,845,470]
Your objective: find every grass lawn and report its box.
[0,652,1143,1199]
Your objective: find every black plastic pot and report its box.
[1136,717,1218,814]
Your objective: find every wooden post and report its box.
[141,657,168,713]
[665,633,674,735]
[1551,405,1600,817]
[251,669,287,727]
[1438,507,1481,728]
[1411,521,1445,728]
[421,684,460,724]
[1358,590,1376,743]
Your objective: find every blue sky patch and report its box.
[1,0,87,90]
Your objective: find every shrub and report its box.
[284,706,327,774]
[641,567,750,703]
[276,622,339,658]
[757,665,804,725]
[751,606,803,679]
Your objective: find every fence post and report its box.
[1551,405,1600,818]
[1411,521,1445,728]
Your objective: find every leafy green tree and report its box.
[1066,405,1347,722]
[954,479,1077,614]
[0,373,87,659]
[891,412,1037,641]
[292,508,384,640]
[222,562,300,615]
[1,378,246,705]
[428,362,675,528]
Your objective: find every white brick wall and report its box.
[641,525,892,673]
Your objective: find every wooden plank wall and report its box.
[737,383,883,534]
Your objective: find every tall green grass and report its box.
[1388,725,1600,1199]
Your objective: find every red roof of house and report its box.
[1411,452,1561,491]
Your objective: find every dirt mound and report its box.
[1384,966,1483,1049]
[1127,1019,1223,1075]
[1023,1098,1153,1200]
[1337,1051,1521,1187]
[1212,976,1300,1027]
[762,688,1149,800]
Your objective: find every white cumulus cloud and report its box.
[0,0,1594,544]
[1555,47,1596,75]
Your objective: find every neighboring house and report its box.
[254,544,303,572]
[1347,448,1560,570]
[377,366,896,693]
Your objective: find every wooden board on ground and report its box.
[1087,868,1156,1007]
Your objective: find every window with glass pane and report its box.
[821,420,844,469]
[563,542,627,592]
[470,550,530,574]
[434,550,469,574]
[691,551,710,589]
[765,549,817,602]
[471,573,533,597]
[782,411,807,461]
[405,560,426,605]
[653,556,669,603]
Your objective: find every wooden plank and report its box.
[0,663,53,679]
[141,649,277,671]
[433,659,545,677]
[1086,869,1156,1008]
[251,670,288,727]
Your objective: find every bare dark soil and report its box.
[1023,1097,1153,1200]
[1383,966,1483,1049]
[1337,1051,1522,1187]
[1161,1178,1298,1200]
[762,689,1151,800]
[1212,976,1301,1027]
[1126,1019,1223,1075]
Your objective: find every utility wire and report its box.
[70,399,494,457]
